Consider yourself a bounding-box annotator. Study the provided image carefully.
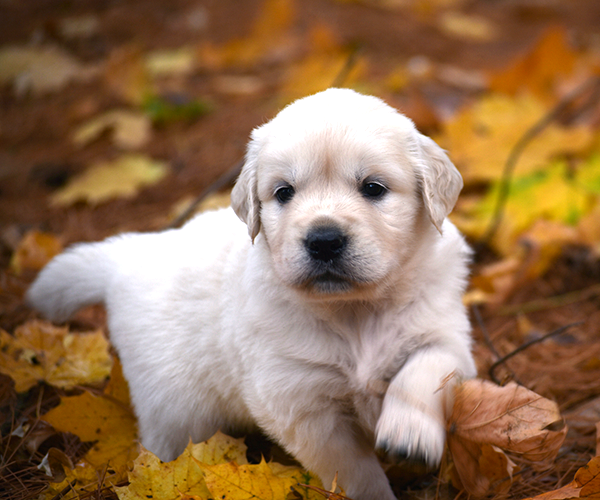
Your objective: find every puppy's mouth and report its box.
[294,264,366,295]
[310,271,353,293]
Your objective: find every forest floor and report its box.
[1,1,600,499]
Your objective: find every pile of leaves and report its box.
[1,0,600,499]
[0,318,590,500]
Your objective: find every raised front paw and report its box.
[375,401,446,469]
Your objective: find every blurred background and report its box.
[1,1,600,499]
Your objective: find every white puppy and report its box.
[28,88,476,500]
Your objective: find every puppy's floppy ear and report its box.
[231,135,261,241]
[414,134,463,234]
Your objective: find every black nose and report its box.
[305,226,347,262]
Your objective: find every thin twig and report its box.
[489,321,584,384]
[331,45,362,88]
[472,303,522,385]
[480,76,600,247]
[471,304,501,360]
[497,283,600,316]
[166,159,244,229]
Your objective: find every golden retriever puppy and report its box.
[27,88,476,500]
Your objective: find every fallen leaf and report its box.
[522,456,600,500]
[50,154,168,206]
[267,464,324,500]
[0,45,95,95]
[448,379,567,497]
[116,432,248,500]
[198,458,298,500]
[72,110,152,149]
[104,46,152,106]
[42,360,138,471]
[455,160,590,255]
[489,27,578,99]
[438,12,498,42]
[41,457,120,500]
[0,320,112,393]
[281,24,366,103]
[145,48,196,77]
[143,94,212,125]
[454,156,599,256]
[437,93,593,184]
[9,230,63,275]
[199,0,296,70]
[116,445,210,500]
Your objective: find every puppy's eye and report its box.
[275,185,295,204]
[362,182,387,199]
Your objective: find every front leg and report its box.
[375,345,475,468]
[255,401,396,500]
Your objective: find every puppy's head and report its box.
[231,88,462,299]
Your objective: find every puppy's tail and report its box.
[27,241,115,322]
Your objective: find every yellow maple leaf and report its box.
[454,160,593,255]
[198,458,298,500]
[116,445,210,500]
[42,360,138,471]
[115,432,248,500]
[437,93,593,185]
[0,320,112,392]
[50,154,168,207]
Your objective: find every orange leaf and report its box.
[522,456,600,500]
[9,230,62,275]
[489,27,578,98]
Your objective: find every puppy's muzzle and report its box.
[305,226,347,263]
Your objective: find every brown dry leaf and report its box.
[0,320,112,393]
[448,379,567,497]
[72,110,152,150]
[50,154,168,207]
[489,27,578,98]
[42,360,138,472]
[9,230,63,275]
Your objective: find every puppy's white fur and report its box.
[28,89,476,500]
